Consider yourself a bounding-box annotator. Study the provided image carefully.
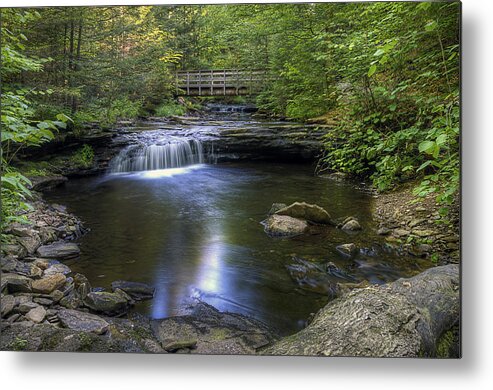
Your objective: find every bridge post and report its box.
[223,70,226,95]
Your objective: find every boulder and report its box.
[341,218,362,231]
[57,309,109,334]
[275,202,332,224]
[25,306,46,323]
[31,273,67,294]
[83,290,131,315]
[336,243,358,258]
[111,280,155,301]
[1,273,32,293]
[36,242,80,259]
[262,215,308,237]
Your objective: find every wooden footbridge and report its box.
[175,69,269,96]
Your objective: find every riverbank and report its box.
[371,183,460,265]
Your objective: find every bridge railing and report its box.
[175,69,270,96]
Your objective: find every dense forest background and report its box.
[1,2,460,226]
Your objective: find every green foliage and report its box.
[70,144,95,169]
[154,101,187,117]
[11,337,29,351]
[1,9,70,230]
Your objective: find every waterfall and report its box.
[110,138,204,173]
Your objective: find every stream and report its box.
[44,105,432,336]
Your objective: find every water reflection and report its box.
[45,163,432,335]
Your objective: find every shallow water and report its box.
[45,159,432,335]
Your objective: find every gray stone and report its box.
[377,227,391,236]
[1,244,27,258]
[110,280,155,301]
[57,309,109,334]
[17,234,41,255]
[33,297,53,306]
[164,339,197,352]
[83,290,131,315]
[412,229,436,237]
[268,203,287,215]
[341,219,362,231]
[336,243,358,257]
[1,273,32,293]
[25,306,46,323]
[1,257,42,278]
[44,263,72,276]
[275,202,332,224]
[73,273,91,300]
[36,242,80,259]
[262,214,309,237]
[1,295,15,316]
[394,229,411,237]
[18,302,40,314]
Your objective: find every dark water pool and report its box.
[44,162,431,335]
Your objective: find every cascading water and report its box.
[110,138,204,173]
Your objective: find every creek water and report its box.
[44,109,432,335]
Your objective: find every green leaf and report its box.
[418,140,436,154]
[368,64,377,77]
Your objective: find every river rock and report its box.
[1,243,28,258]
[111,280,155,301]
[36,242,80,259]
[1,273,32,293]
[1,257,42,278]
[83,290,131,315]
[275,202,332,224]
[341,218,362,231]
[268,203,287,215]
[73,273,91,300]
[18,301,40,314]
[262,214,308,237]
[25,306,46,323]
[31,273,67,294]
[16,234,41,255]
[57,309,109,334]
[44,263,72,276]
[336,243,358,257]
[1,295,15,316]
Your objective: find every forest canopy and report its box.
[1,2,460,226]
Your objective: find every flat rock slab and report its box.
[25,306,47,323]
[111,280,155,300]
[58,309,109,335]
[152,302,277,355]
[36,242,80,259]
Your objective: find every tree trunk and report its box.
[262,264,460,357]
